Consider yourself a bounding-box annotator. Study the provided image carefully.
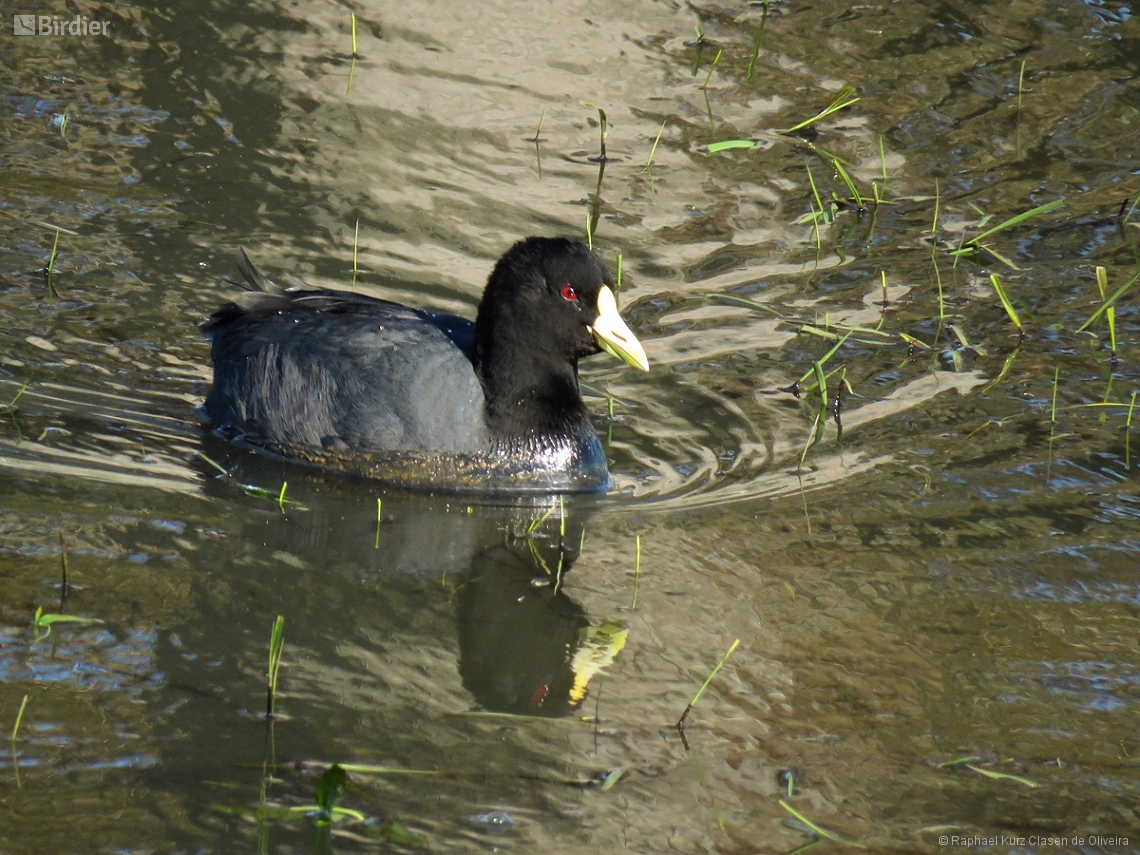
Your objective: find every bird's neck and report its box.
[476,348,591,440]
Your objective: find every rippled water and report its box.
[2,0,1140,852]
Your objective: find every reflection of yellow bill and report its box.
[570,618,629,703]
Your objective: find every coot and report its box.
[202,237,648,494]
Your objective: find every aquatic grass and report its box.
[2,383,28,412]
[1126,391,1138,467]
[32,606,103,641]
[46,228,61,298]
[374,498,382,548]
[195,452,308,509]
[938,756,1037,788]
[931,179,946,323]
[530,106,547,142]
[951,198,1064,259]
[676,638,740,730]
[796,330,852,384]
[1077,267,1139,335]
[707,139,759,154]
[1095,266,1115,355]
[350,12,359,57]
[780,769,795,798]
[266,615,285,719]
[705,292,785,318]
[579,101,609,161]
[10,695,29,742]
[989,274,1023,336]
[641,120,667,172]
[585,209,594,250]
[980,347,1020,394]
[1016,60,1026,114]
[690,23,705,76]
[779,799,867,848]
[831,158,863,210]
[776,86,860,135]
[59,528,70,595]
[878,134,887,192]
[599,765,627,792]
[700,49,723,91]
[345,58,357,97]
[614,253,623,302]
[744,0,770,82]
[630,534,641,610]
[803,162,834,228]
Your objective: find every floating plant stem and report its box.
[1016,59,1026,114]
[580,101,609,161]
[1050,367,1059,424]
[1126,391,1137,468]
[701,49,722,90]
[641,120,667,172]
[777,86,860,135]
[46,228,61,298]
[1095,266,1116,354]
[989,274,1023,336]
[615,253,623,302]
[277,482,289,513]
[630,534,641,610]
[1078,268,1139,334]
[745,1,770,82]
[10,695,29,742]
[953,199,1064,255]
[266,615,285,719]
[350,12,358,57]
[676,638,740,729]
[831,158,863,210]
[530,106,547,142]
[779,799,867,848]
[707,139,758,154]
[374,498,382,549]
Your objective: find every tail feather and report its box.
[234,247,281,294]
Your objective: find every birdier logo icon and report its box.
[13,15,36,35]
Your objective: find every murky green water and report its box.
[3,1,1140,852]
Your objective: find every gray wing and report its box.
[204,296,488,454]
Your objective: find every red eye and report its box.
[561,285,578,301]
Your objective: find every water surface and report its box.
[2,1,1139,852]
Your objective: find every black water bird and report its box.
[202,237,649,493]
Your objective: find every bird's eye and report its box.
[561,285,578,301]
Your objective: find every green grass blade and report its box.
[708,139,757,153]
[1077,268,1139,333]
[963,763,1038,788]
[965,198,1064,247]
[10,695,29,741]
[687,638,740,709]
[831,159,862,208]
[778,799,867,848]
[778,87,860,134]
[989,274,1023,334]
[745,1,769,82]
[642,120,667,172]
